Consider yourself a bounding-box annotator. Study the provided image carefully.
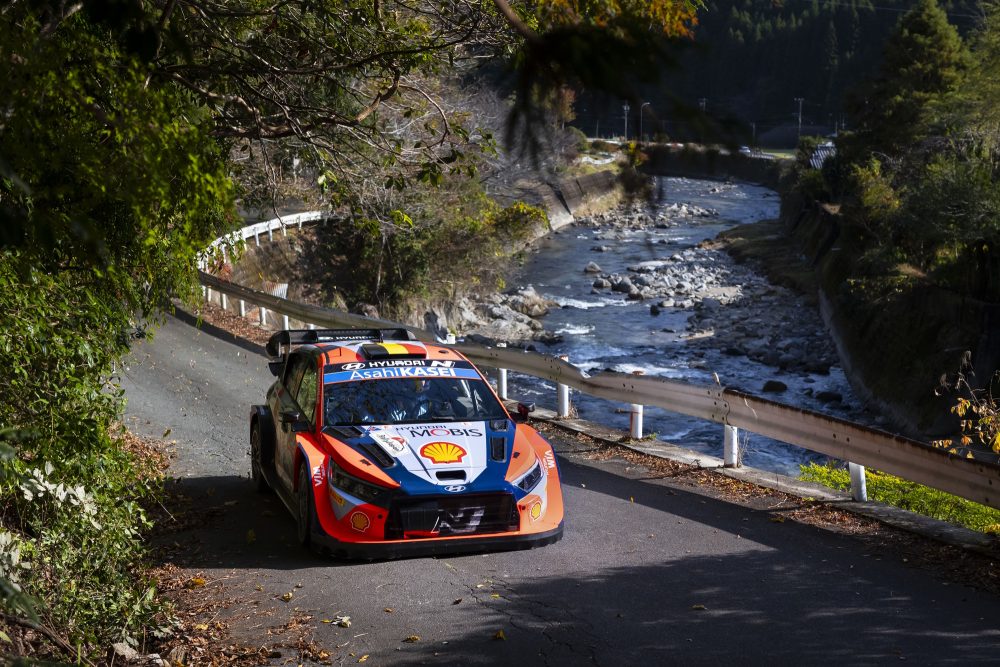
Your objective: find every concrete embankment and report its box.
[783,193,1000,437]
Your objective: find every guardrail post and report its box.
[220,293,228,310]
[849,463,868,502]
[259,307,267,327]
[724,425,739,467]
[281,222,287,237]
[557,355,571,418]
[239,299,246,318]
[205,287,212,304]
[267,227,273,242]
[630,404,643,439]
[282,314,290,330]
[254,231,260,246]
[307,323,315,330]
[496,343,508,400]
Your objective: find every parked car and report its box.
[251,328,564,558]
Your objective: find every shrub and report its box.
[801,461,1000,532]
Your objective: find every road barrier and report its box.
[196,213,1000,510]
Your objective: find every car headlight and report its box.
[328,458,395,507]
[515,459,543,494]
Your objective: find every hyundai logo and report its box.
[443,485,466,493]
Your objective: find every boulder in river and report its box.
[584,261,603,273]
[762,380,788,393]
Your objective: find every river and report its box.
[507,176,870,476]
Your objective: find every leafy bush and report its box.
[0,259,169,657]
[801,461,1000,533]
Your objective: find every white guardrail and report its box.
[197,212,1000,510]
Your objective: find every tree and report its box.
[848,0,969,154]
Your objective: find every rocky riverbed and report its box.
[462,177,869,474]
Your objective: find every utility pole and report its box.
[795,97,805,141]
[622,103,630,141]
[639,102,651,143]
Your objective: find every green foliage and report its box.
[801,462,1000,533]
[0,258,168,655]
[315,180,548,310]
[0,5,233,658]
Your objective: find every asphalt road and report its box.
[122,315,1000,666]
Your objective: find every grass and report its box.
[801,462,1000,534]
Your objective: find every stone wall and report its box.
[641,146,787,189]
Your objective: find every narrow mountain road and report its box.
[122,315,1000,665]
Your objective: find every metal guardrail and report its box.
[196,214,1000,511]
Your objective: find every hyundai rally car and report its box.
[250,328,564,558]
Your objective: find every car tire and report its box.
[296,464,314,547]
[250,424,269,492]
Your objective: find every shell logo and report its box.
[420,442,467,465]
[529,501,542,521]
[350,511,370,533]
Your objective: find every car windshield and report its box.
[323,376,508,426]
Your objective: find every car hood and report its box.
[362,422,491,487]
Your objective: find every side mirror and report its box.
[280,410,310,432]
[515,402,535,422]
[268,361,284,377]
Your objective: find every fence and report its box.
[196,214,1000,510]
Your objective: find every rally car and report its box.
[250,328,564,558]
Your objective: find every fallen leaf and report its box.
[246,529,257,544]
[490,593,501,599]
[187,577,206,588]
[384,608,394,613]
[280,592,293,602]
[691,604,707,611]
[194,623,209,631]
[321,619,333,624]
[629,496,634,503]
[494,629,506,641]
[769,516,786,523]
[162,428,172,438]
[255,584,264,592]
[334,615,351,628]
[403,635,420,643]
[359,656,369,663]
[452,598,462,605]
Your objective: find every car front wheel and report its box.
[250,424,269,492]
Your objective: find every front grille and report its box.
[385,493,519,539]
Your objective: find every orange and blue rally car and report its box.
[250,328,564,558]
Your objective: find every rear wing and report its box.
[265,328,417,360]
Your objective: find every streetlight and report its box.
[794,97,805,141]
[622,103,630,140]
[639,102,651,143]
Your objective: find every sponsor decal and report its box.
[529,501,542,521]
[443,485,466,493]
[402,426,483,438]
[350,511,370,533]
[324,366,480,384]
[420,442,467,465]
[339,359,458,371]
[330,489,346,507]
[368,429,407,456]
[543,450,556,470]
